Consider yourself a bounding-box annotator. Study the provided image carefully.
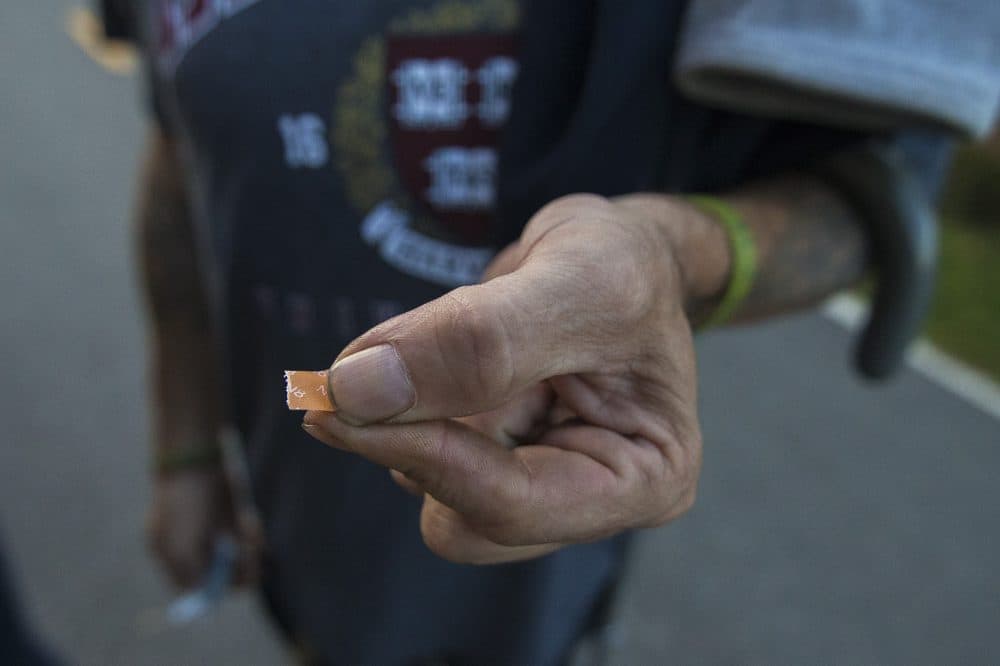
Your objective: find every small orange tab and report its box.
[284,371,336,411]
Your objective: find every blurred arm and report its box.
[135,128,222,453]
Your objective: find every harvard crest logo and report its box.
[389,33,517,240]
[333,0,520,288]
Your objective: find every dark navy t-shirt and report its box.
[124,1,626,663]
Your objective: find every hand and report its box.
[147,465,262,589]
[304,194,708,564]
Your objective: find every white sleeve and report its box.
[673,0,1000,139]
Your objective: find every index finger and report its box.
[303,411,529,525]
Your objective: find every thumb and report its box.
[327,268,588,424]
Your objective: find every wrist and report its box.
[613,193,732,322]
[154,442,223,476]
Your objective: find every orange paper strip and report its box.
[284,370,336,411]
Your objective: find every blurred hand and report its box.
[303,194,706,564]
[147,465,261,589]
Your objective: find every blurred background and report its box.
[1,3,998,664]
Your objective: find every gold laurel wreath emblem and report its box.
[331,0,519,240]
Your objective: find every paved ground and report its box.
[1,4,997,665]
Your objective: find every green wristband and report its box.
[687,195,758,328]
[154,444,222,475]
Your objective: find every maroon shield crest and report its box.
[387,33,518,244]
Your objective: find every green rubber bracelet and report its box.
[687,195,758,328]
[154,445,223,475]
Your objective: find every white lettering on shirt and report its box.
[477,57,518,127]
[424,147,497,211]
[392,59,470,129]
[360,201,494,287]
[278,113,329,169]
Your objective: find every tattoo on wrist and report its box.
[730,177,869,320]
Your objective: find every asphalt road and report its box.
[1,4,997,665]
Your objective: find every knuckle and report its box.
[538,193,611,219]
[663,428,703,477]
[419,508,470,564]
[442,479,528,547]
[632,445,668,494]
[680,434,704,484]
[474,485,532,545]
[522,194,611,249]
[678,485,698,515]
[489,477,527,516]
[599,237,661,325]
[401,423,452,498]
[439,288,518,402]
[634,435,702,528]
[476,521,527,547]
[420,529,460,564]
[669,442,701,515]
[478,464,530,524]
[649,484,698,527]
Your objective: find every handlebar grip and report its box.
[820,144,939,380]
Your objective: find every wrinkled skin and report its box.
[304,194,704,564]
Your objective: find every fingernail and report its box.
[328,344,414,424]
